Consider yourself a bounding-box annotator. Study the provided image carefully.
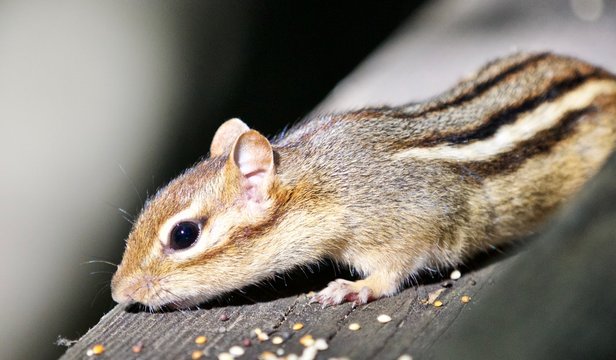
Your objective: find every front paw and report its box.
[310,279,374,307]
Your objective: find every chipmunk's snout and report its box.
[111,272,161,306]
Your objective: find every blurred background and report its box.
[0,0,613,359]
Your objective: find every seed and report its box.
[218,326,227,333]
[218,352,233,360]
[258,332,269,342]
[292,322,304,331]
[131,341,143,353]
[219,313,230,322]
[86,344,105,356]
[348,323,361,331]
[398,355,413,360]
[314,338,328,350]
[242,338,251,347]
[272,336,284,345]
[276,348,285,356]
[259,351,277,360]
[299,334,315,347]
[377,314,392,323]
[191,350,204,360]
[461,295,471,303]
[229,345,245,357]
[450,270,462,280]
[434,300,444,307]
[195,335,207,345]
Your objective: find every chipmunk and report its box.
[111,52,616,309]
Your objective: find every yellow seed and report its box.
[272,336,284,345]
[434,300,443,307]
[299,334,315,347]
[191,350,204,359]
[348,323,361,331]
[461,295,471,303]
[257,332,269,341]
[292,322,304,331]
[89,344,105,356]
[195,335,207,345]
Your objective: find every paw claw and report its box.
[312,279,375,307]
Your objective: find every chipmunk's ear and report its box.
[210,118,250,157]
[228,130,275,202]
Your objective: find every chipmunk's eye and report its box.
[170,221,200,250]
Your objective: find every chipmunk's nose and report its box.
[111,285,135,305]
[111,274,159,305]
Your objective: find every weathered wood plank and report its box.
[62,256,513,359]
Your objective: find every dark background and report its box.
[0,2,424,359]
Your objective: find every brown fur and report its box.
[112,53,616,308]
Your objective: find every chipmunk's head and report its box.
[111,118,283,309]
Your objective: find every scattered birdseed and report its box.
[299,334,315,347]
[276,348,285,356]
[348,323,361,331]
[300,346,318,360]
[450,270,462,280]
[219,313,230,322]
[86,344,105,356]
[292,322,304,331]
[257,332,269,342]
[191,350,204,360]
[426,288,445,304]
[398,355,413,360]
[434,300,444,307]
[461,295,471,303]
[272,336,284,345]
[131,341,143,353]
[286,354,299,360]
[218,326,227,333]
[229,346,245,357]
[377,314,392,323]
[306,291,316,297]
[195,335,207,345]
[314,338,329,350]
[218,352,233,360]
[242,338,252,347]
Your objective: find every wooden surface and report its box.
[61,253,514,359]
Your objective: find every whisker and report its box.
[118,163,144,205]
[91,283,110,307]
[89,271,115,276]
[81,260,118,267]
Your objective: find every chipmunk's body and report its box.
[112,53,616,308]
